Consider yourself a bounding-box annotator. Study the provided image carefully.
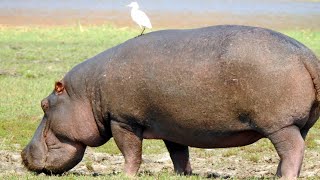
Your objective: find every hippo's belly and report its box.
[142,126,263,148]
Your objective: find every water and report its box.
[1,0,319,15]
[0,0,319,29]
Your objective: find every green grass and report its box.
[285,29,320,55]
[0,25,319,179]
[0,171,208,180]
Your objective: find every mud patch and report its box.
[2,148,319,179]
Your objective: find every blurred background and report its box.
[0,0,319,30]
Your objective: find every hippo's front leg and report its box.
[164,140,192,175]
[111,121,143,176]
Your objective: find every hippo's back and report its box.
[116,25,308,63]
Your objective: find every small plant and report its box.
[248,154,260,163]
[222,149,238,157]
[85,161,94,172]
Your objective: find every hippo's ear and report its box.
[55,81,64,95]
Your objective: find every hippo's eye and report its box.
[41,99,49,112]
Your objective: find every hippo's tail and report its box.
[300,52,320,138]
[302,53,320,102]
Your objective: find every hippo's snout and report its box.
[22,113,88,175]
[21,142,83,175]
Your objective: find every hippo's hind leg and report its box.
[164,140,192,175]
[267,125,305,179]
[111,121,143,176]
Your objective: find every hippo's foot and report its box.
[268,125,304,179]
[164,140,192,175]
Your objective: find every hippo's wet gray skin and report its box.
[22,25,320,178]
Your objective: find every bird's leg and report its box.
[139,27,146,36]
[135,27,146,38]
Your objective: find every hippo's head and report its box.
[21,81,109,175]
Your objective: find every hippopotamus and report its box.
[21,25,320,178]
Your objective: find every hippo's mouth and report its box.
[22,142,86,175]
[21,141,69,175]
[40,168,66,176]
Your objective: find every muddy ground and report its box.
[1,147,319,179]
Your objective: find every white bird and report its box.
[127,2,152,36]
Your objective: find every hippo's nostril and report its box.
[41,99,49,111]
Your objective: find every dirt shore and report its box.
[1,147,319,179]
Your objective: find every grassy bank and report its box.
[0,25,319,179]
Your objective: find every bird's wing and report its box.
[132,10,152,29]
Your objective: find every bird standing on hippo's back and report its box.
[127,2,152,36]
